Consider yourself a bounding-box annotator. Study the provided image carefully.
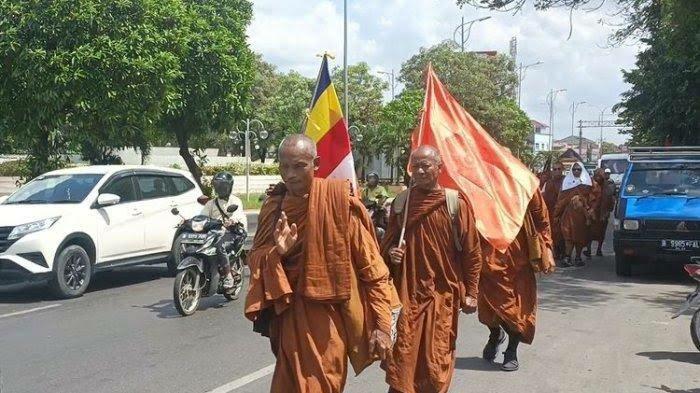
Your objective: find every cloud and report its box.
[248,0,642,144]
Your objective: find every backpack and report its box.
[392,188,463,252]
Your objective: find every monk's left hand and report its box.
[369,329,392,361]
[461,296,477,314]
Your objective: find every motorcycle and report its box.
[170,205,247,316]
[672,257,700,351]
[364,199,388,240]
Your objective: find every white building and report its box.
[529,120,552,152]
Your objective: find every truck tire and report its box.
[615,253,632,277]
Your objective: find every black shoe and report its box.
[583,249,592,259]
[483,328,506,362]
[574,257,585,267]
[596,250,603,257]
[501,350,519,371]
[559,257,573,268]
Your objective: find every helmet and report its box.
[366,172,379,181]
[212,172,234,199]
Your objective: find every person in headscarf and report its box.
[542,161,565,260]
[589,168,616,256]
[553,162,595,267]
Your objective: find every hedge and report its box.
[201,162,279,176]
[0,160,29,177]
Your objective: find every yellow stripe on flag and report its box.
[305,86,343,143]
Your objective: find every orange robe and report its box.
[590,179,615,242]
[478,190,553,344]
[245,179,395,393]
[543,176,564,253]
[381,188,482,393]
[553,184,594,247]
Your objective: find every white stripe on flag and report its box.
[327,152,357,192]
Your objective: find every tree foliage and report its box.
[399,41,531,158]
[378,88,424,183]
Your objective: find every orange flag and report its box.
[412,64,539,252]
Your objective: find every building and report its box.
[528,120,552,152]
[553,135,600,162]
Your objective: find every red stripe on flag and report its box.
[315,119,351,178]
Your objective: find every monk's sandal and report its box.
[501,350,519,372]
[482,328,506,362]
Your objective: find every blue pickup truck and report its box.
[613,147,700,276]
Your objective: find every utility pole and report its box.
[517,61,543,108]
[578,120,584,156]
[570,100,587,136]
[343,0,349,121]
[546,88,566,151]
[452,16,491,52]
[378,69,395,99]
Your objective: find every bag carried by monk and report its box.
[523,210,555,274]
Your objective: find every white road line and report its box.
[206,364,275,393]
[0,304,62,320]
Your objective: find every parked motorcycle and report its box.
[672,258,700,351]
[171,205,247,316]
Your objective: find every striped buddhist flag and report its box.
[305,55,356,187]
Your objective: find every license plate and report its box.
[661,239,700,251]
[181,233,207,244]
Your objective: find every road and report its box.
[1,236,699,392]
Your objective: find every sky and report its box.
[248,0,643,145]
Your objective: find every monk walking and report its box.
[382,146,482,393]
[245,135,396,393]
[553,162,594,267]
[542,161,565,260]
[590,168,616,256]
[479,189,555,371]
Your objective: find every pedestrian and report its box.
[381,145,482,393]
[589,168,615,256]
[553,162,594,267]
[478,189,555,372]
[245,134,398,393]
[542,161,565,259]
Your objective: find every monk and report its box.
[478,189,554,372]
[542,161,565,260]
[245,134,396,393]
[381,146,482,393]
[553,162,594,267]
[589,168,615,256]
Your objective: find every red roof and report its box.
[530,119,549,128]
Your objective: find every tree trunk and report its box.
[175,127,203,189]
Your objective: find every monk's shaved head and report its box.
[279,134,317,160]
[410,145,443,165]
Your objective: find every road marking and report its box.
[0,304,61,320]
[206,364,275,393]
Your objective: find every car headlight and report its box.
[623,219,639,231]
[8,217,61,240]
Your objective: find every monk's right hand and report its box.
[389,242,406,265]
[274,211,298,256]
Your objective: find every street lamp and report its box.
[570,100,587,137]
[546,88,567,151]
[453,16,491,52]
[229,118,268,201]
[517,61,543,108]
[378,70,396,100]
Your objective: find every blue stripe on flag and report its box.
[311,56,332,108]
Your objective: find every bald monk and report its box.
[381,146,482,393]
[553,162,594,267]
[245,135,396,393]
[479,189,554,372]
[542,161,565,260]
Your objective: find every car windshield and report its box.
[624,166,700,197]
[600,159,629,174]
[4,174,104,204]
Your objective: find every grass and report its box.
[235,193,266,211]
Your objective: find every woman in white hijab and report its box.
[553,162,594,267]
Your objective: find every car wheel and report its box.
[50,245,92,299]
[167,234,184,277]
[615,253,632,277]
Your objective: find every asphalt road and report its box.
[1,232,699,392]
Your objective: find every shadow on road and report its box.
[637,351,700,365]
[626,290,693,314]
[538,274,616,312]
[139,296,235,319]
[454,357,501,372]
[646,384,700,393]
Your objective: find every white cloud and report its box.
[249,0,642,145]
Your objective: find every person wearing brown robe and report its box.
[589,168,615,256]
[542,161,565,259]
[381,146,482,393]
[478,189,554,372]
[553,162,595,267]
[245,135,396,393]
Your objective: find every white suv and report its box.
[0,165,204,298]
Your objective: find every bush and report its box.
[202,162,279,176]
[0,160,29,177]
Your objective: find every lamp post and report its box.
[453,16,491,52]
[546,88,566,151]
[517,61,543,108]
[348,125,366,179]
[378,70,396,99]
[229,119,268,201]
[570,100,587,137]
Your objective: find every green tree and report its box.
[378,89,424,183]
[616,0,698,146]
[0,0,189,177]
[400,41,531,158]
[161,0,255,188]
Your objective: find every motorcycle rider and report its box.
[201,172,247,289]
[361,172,389,206]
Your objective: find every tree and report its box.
[0,0,189,177]
[161,0,255,188]
[616,0,698,146]
[378,89,424,183]
[600,141,620,154]
[400,41,532,158]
